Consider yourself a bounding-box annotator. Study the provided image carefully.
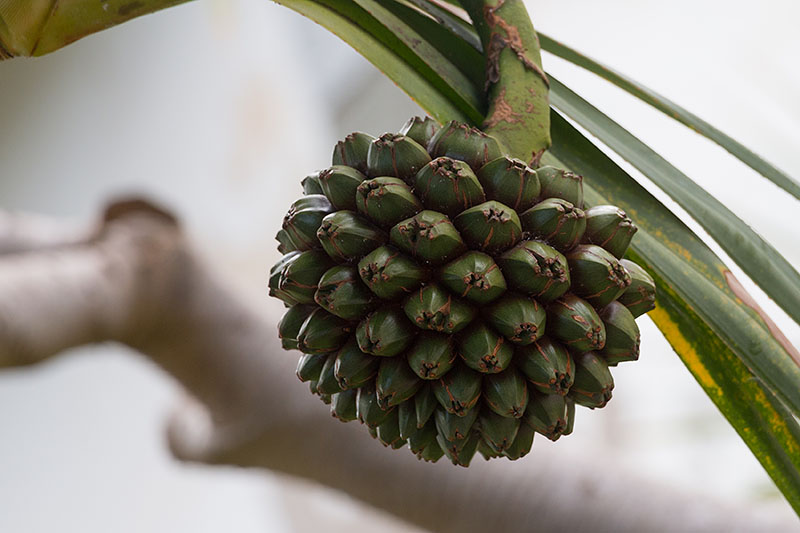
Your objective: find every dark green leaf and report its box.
[378,0,484,83]
[549,76,800,328]
[404,0,482,52]
[275,0,471,123]
[352,0,483,121]
[539,33,800,201]
[547,115,800,513]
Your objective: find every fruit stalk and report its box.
[461,0,551,163]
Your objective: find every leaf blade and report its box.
[548,76,800,331]
[544,127,800,514]
[381,0,484,83]
[275,0,471,124]
[403,0,483,53]
[352,0,485,121]
[547,110,800,418]
[539,32,800,201]
[640,248,800,515]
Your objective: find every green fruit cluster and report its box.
[270,117,656,466]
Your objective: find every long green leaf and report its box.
[275,0,470,124]
[419,0,465,11]
[632,241,800,514]
[549,76,800,330]
[538,33,800,201]
[548,110,800,417]
[545,120,800,514]
[382,0,484,83]
[352,0,484,121]
[404,0,482,53]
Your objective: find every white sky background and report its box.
[0,0,798,531]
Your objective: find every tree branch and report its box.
[0,210,87,254]
[0,198,793,532]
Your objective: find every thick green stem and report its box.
[0,0,191,59]
[461,0,551,165]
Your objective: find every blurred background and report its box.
[0,0,798,531]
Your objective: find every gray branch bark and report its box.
[0,198,793,532]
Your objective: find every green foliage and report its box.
[272,0,800,513]
[538,33,800,200]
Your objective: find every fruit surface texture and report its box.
[271,117,655,466]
